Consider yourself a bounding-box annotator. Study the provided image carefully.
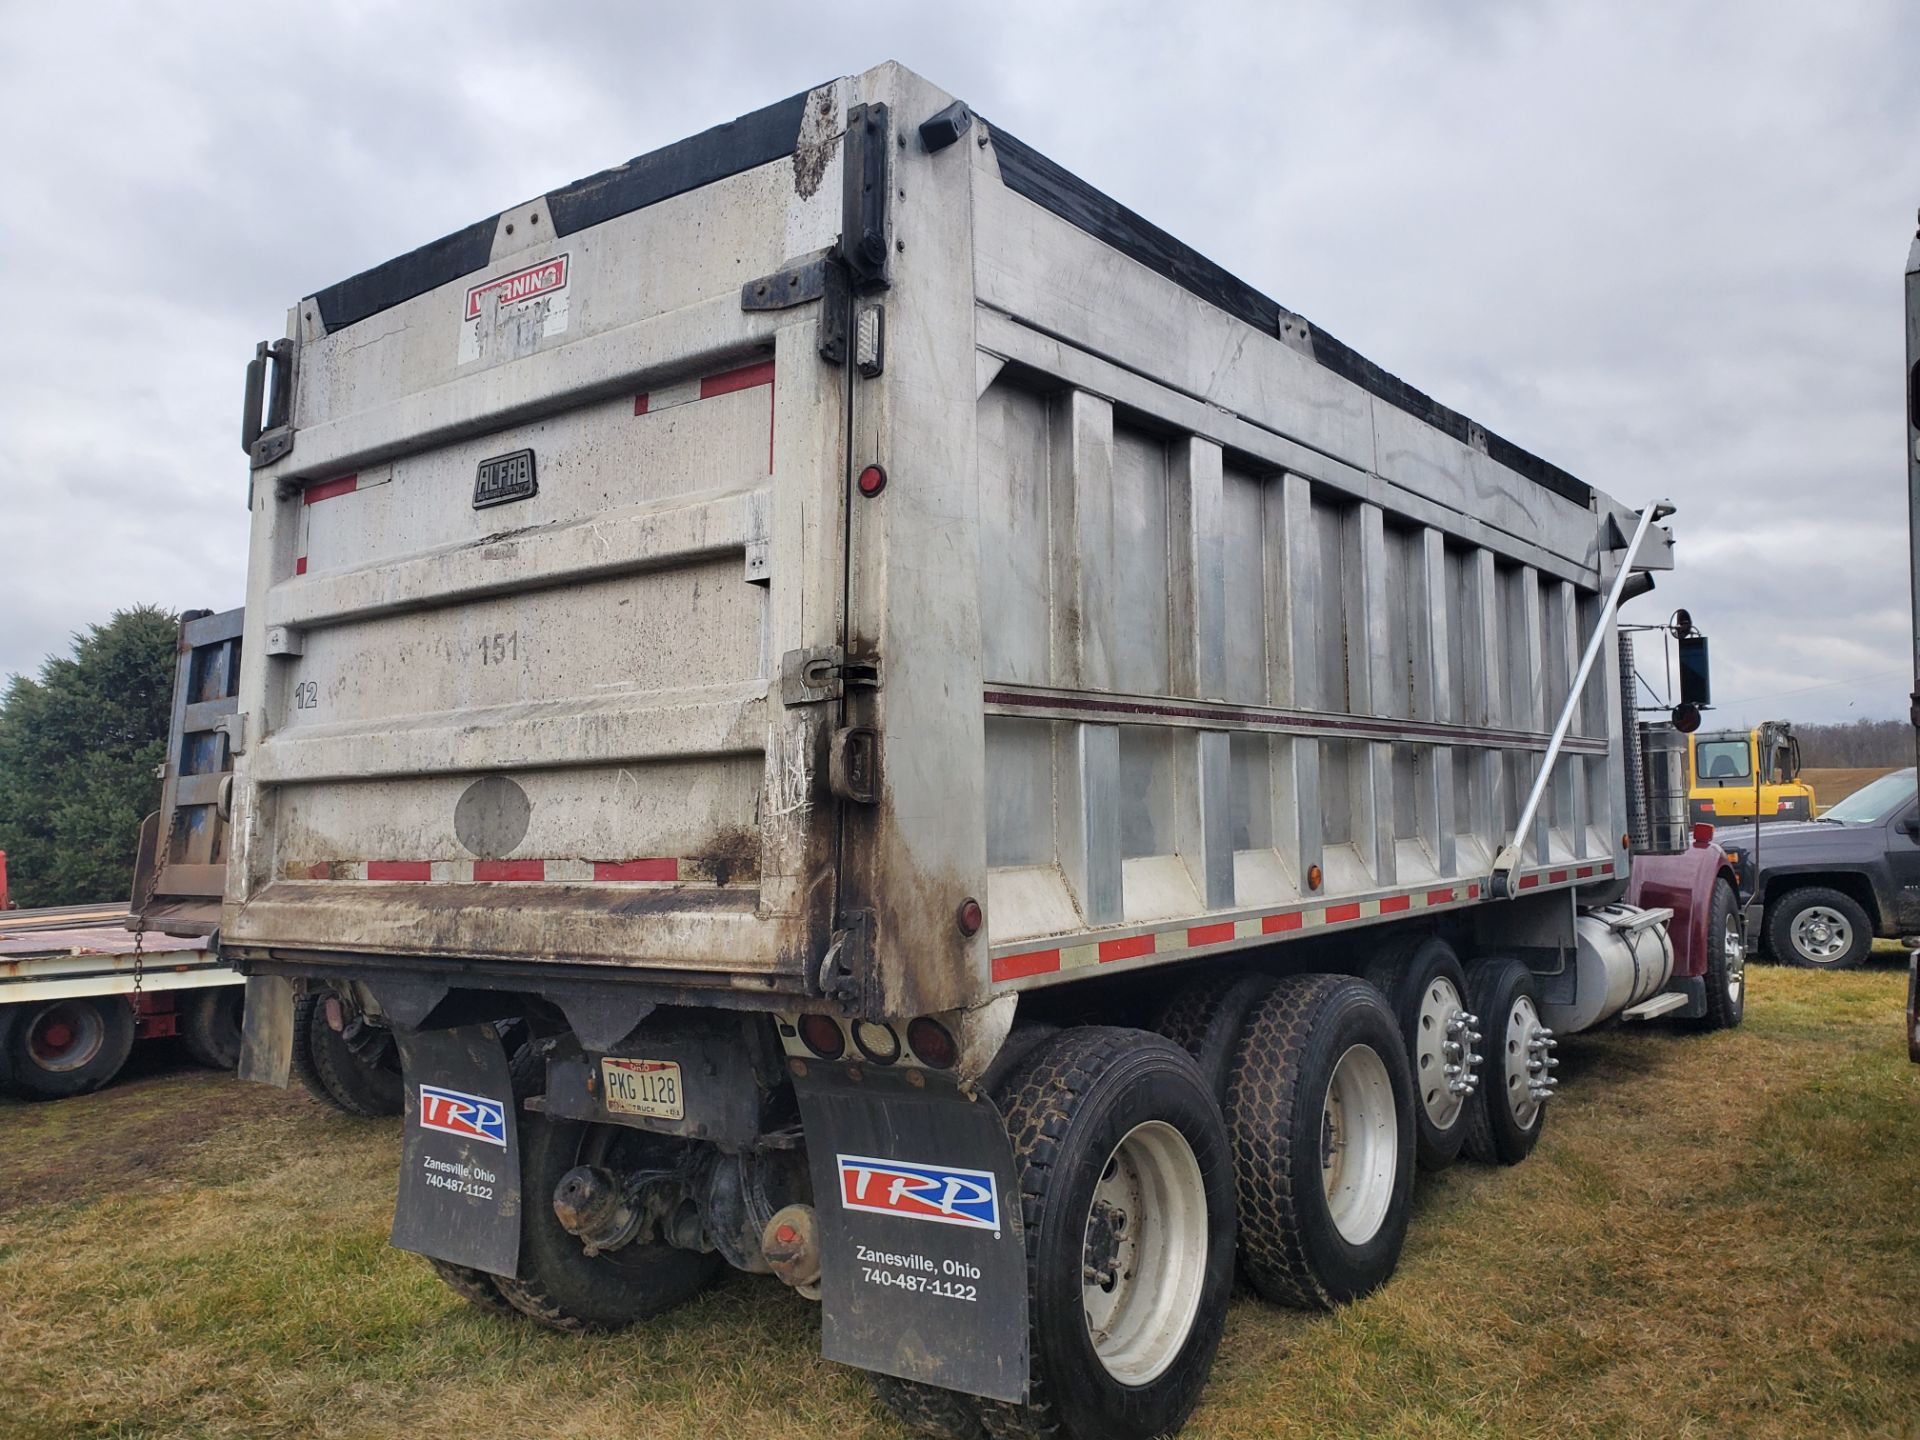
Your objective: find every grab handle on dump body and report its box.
[1490,498,1674,899]
[241,338,296,468]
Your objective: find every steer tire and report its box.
[1364,937,1475,1173]
[978,1028,1235,1440]
[181,987,245,1070]
[1225,973,1416,1311]
[1151,969,1279,1103]
[0,995,136,1101]
[1696,878,1747,1031]
[1767,886,1872,971]
[1462,959,1548,1167]
[870,1374,989,1440]
[493,1113,721,1333]
[427,1257,520,1318]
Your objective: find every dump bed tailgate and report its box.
[223,85,853,989]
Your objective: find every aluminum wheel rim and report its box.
[27,1002,105,1073]
[1414,976,1467,1129]
[1791,906,1851,963]
[1320,1044,1398,1245]
[1504,996,1544,1129]
[1080,1120,1208,1385]
[1724,913,1746,1003]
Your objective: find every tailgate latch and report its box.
[781,646,881,707]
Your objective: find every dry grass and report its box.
[1802,767,1899,811]
[3,962,1918,1440]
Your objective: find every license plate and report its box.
[600,1058,684,1120]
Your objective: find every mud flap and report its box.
[794,1065,1028,1403]
[389,1024,521,1278]
[236,975,294,1087]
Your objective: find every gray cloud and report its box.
[2,1,1913,727]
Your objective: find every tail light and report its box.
[796,1014,845,1060]
[906,1017,958,1069]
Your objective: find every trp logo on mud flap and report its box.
[417,1085,508,1148]
[837,1155,1001,1232]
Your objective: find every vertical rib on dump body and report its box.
[221,62,1670,1021]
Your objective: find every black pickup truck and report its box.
[1715,768,1920,969]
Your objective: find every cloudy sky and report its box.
[2,1,1915,727]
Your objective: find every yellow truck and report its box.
[1688,720,1815,826]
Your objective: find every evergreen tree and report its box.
[0,607,177,908]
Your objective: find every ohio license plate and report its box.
[600,1058,684,1120]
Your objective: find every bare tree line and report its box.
[1793,718,1916,768]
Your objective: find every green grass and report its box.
[3,961,1918,1439]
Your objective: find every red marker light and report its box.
[857,464,888,497]
[797,1014,845,1060]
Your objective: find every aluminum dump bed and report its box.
[223,61,1670,1020]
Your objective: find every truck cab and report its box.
[1689,720,1814,826]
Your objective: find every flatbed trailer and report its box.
[214,62,1745,1438]
[0,905,242,1099]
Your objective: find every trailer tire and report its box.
[302,992,403,1117]
[181,987,245,1070]
[1151,970,1278,1103]
[1225,975,1416,1310]
[1364,937,1475,1172]
[426,1258,519,1317]
[1462,959,1549,1166]
[1767,886,1872,970]
[869,1374,989,1439]
[979,1028,1234,1440]
[494,1113,721,1333]
[1,995,136,1100]
[1695,878,1747,1030]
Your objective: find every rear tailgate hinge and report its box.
[781,646,881,707]
[817,909,873,1003]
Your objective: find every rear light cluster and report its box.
[793,1013,957,1069]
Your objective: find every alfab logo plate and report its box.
[473,448,537,509]
[418,1084,508,1147]
[837,1155,1002,1232]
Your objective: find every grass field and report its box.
[4,961,1919,1440]
[1802,767,1900,811]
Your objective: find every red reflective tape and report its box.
[307,862,333,880]
[1468,884,1481,898]
[632,393,650,415]
[1518,875,1541,890]
[367,861,431,881]
[1325,903,1362,923]
[1187,921,1236,947]
[1427,888,1456,906]
[594,858,679,882]
[993,948,1059,982]
[1576,865,1595,879]
[700,360,775,398]
[303,475,358,505]
[1379,895,1412,914]
[295,556,308,575]
[473,859,544,881]
[1099,934,1156,964]
[1549,869,1569,884]
[1263,911,1303,934]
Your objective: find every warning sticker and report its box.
[459,252,571,366]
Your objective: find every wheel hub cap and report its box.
[1320,1044,1399,1245]
[1414,976,1482,1129]
[1504,996,1555,1128]
[1793,907,1850,961]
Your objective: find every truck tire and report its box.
[426,1258,519,1317]
[1,995,136,1100]
[1767,886,1872,970]
[303,992,404,1117]
[1224,975,1415,1310]
[979,1028,1234,1440]
[1363,937,1476,1172]
[869,1374,989,1440]
[1151,969,1278,1103]
[181,987,245,1070]
[1462,959,1549,1166]
[494,1113,721,1332]
[1696,878,1747,1030]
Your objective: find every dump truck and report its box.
[206,63,1743,1439]
[1688,719,1815,826]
